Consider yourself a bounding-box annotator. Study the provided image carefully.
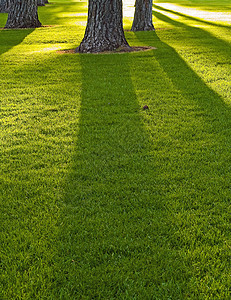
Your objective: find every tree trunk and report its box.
[5,0,41,28]
[37,0,45,6]
[76,0,130,53]
[0,0,11,13]
[132,0,155,31]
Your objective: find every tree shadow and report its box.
[0,28,34,56]
[129,29,231,296]
[52,5,231,294]
[132,27,231,209]
[52,51,197,298]
[153,3,231,30]
[152,9,231,63]
[133,28,231,145]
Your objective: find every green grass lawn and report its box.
[0,0,231,299]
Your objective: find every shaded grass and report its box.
[0,29,34,55]
[0,0,231,299]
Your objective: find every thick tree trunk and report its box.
[0,0,11,13]
[132,0,155,31]
[76,0,130,53]
[5,0,41,28]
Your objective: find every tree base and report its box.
[58,46,155,55]
[131,26,155,32]
[5,21,42,29]
[75,42,131,54]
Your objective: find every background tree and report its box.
[76,0,130,53]
[132,0,155,31]
[38,0,45,6]
[5,0,41,28]
[38,0,49,7]
[0,0,11,13]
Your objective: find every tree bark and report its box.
[76,0,130,53]
[132,0,155,31]
[5,0,41,28]
[37,0,45,6]
[0,0,11,13]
